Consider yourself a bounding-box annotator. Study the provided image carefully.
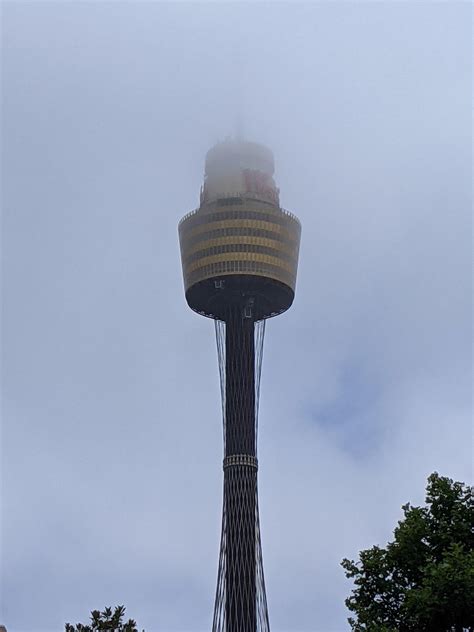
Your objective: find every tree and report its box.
[65,605,144,632]
[342,472,474,632]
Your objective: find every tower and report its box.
[179,139,301,631]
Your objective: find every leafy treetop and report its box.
[342,472,474,632]
[65,605,144,632]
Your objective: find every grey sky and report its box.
[1,2,472,631]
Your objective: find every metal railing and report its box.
[179,196,301,227]
[280,207,301,226]
[178,208,199,226]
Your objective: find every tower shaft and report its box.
[179,138,301,632]
[224,306,256,631]
[225,306,255,457]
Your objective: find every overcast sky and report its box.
[1,2,472,631]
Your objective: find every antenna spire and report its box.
[235,112,244,141]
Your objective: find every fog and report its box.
[2,3,472,631]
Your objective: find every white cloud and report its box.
[2,2,471,631]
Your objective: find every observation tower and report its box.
[179,138,301,631]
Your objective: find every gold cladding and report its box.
[180,218,300,244]
[179,203,301,292]
[183,235,298,259]
[183,205,299,228]
[185,252,295,275]
[185,261,296,289]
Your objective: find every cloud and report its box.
[2,2,471,631]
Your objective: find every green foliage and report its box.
[65,605,144,632]
[341,472,474,632]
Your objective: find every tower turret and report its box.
[179,139,300,321]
